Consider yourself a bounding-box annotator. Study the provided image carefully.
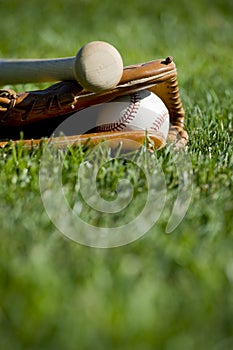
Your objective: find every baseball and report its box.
[74,41,123,92]
[96,90,170,139]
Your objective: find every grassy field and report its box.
[0,0,233,349]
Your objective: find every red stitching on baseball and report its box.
[151,110,168,132]
[97,92,141,132]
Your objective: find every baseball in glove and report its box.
[0,57,188,149]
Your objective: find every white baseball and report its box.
[96,90,170,139]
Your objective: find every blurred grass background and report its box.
[0,0,233,349]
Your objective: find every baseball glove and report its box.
[0,57,188,149]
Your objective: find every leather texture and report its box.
[0,57,188,149]
[0,130,166,150]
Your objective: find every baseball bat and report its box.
[0,41,123,89]
[0,57,76,84]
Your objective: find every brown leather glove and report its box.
[0,57,188,149]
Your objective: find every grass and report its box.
[0,0,233,349]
